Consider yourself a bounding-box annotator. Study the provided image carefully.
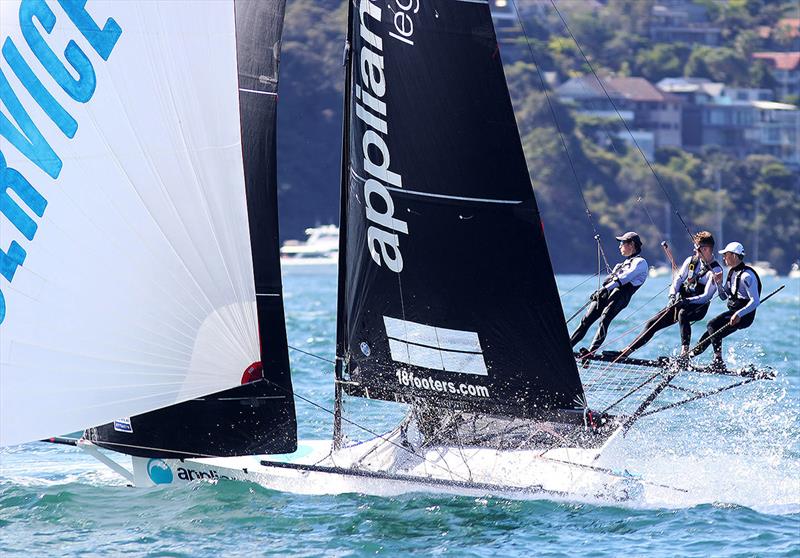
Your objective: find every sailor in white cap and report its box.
[571,231,648,356]
[691,241,762,369]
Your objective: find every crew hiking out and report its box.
[691,241,762,370]
[621,231,723,357]
[571,231,648,356]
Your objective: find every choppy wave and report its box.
[1,273,798,556]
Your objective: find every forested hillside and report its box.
[275,0,800,273]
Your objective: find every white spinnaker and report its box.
[0,1,260,446]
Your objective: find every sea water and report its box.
[1,269,798,557]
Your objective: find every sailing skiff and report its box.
[0,0,773,500]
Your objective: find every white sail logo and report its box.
[383,316,488,376]
[355,0,408,273]
[388,0,419,46]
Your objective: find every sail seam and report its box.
[385,186,523,205]
[386,336,482,355]
[239,88,278,96]
[349,169,521,205]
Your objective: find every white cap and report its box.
[718,241,745,256]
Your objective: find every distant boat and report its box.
[751,261,777,278]
[648,265,671,278]
[280,225,339,266]
[789,263,800,279]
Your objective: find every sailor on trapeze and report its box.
[620,231,723,358]
[690,241,761,370]
[571,231,648,358]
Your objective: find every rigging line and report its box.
[63,438,243,460]
[687,285,785,355]
[548,0,695,243]
[578,282,672,362]
[288,345,336,365]
[577,283,673,396]
[595,238,600,289]
[260,378,473,484]
[540,455,689,493]
[452,415,475,482]
[510,1,611,273]
[660,240,679,272]
[666,383,703,396]
[420,405,472,482]
[566,299,592,324]
[638,194,664,240]
[639,378,758,418]
[559,271,600,300]
[602,286,785,416]
[600,370,664,414]
[620,298,682,356]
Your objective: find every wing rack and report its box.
[576,351,776,380]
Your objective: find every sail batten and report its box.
[338,0,584,416]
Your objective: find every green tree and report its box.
[598,32,648,73]
[635,43,691,82]
[733,29,762,59]
[749,60,778,91]
[568,11,614,57]
[605,0,655,36]
[685,46,749,85]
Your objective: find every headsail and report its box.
[0,0,295,449]
[86,0,297,458]
[337,0,584,417]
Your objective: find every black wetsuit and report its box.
[570,255,648,353]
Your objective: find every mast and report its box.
[333,0,355,450]
[715,168,723,243]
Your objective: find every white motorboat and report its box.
[280,225,339,266]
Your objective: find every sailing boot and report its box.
[577,347,591,369]
[709,353,727,373]
[675,345,691,369]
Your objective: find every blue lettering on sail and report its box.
[58,0,122,61]
[3,38,78,138]
[0,1,121,324]
[0,242,26,283]
[0,66,62,179]
[20,0,97,103]
[0,152,47,240]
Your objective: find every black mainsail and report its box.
[87,0,297,458]
[337,0,584,418]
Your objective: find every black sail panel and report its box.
[87,0,296,457]
[235,0,296,435]
[340,0,584,416]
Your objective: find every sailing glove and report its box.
[590,288,608,302]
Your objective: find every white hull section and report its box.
[126,436,643,501]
